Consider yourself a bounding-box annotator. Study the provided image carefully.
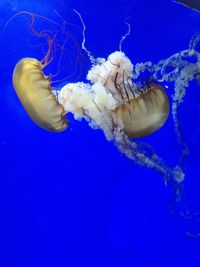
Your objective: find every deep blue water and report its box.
[0,0,200,266]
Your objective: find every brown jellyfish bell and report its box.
[13,57,68,132]
[114,83,169,138]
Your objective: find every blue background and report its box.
[0,0,200,266]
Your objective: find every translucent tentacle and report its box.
[113,131,185,184]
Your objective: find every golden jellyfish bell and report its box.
[115,84,170,138]
[12,58,68,132]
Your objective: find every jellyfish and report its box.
[13,57,68,132]
[12,11,200,212]
[58,50,185,183]
[11,11,82,132]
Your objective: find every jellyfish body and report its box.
[115,84,170,138]
[59,51,170,139]
[13,58,68,132]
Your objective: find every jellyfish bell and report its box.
[13,57,68,132]
[115,84,170,138]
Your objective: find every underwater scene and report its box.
[0,0,200,266]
